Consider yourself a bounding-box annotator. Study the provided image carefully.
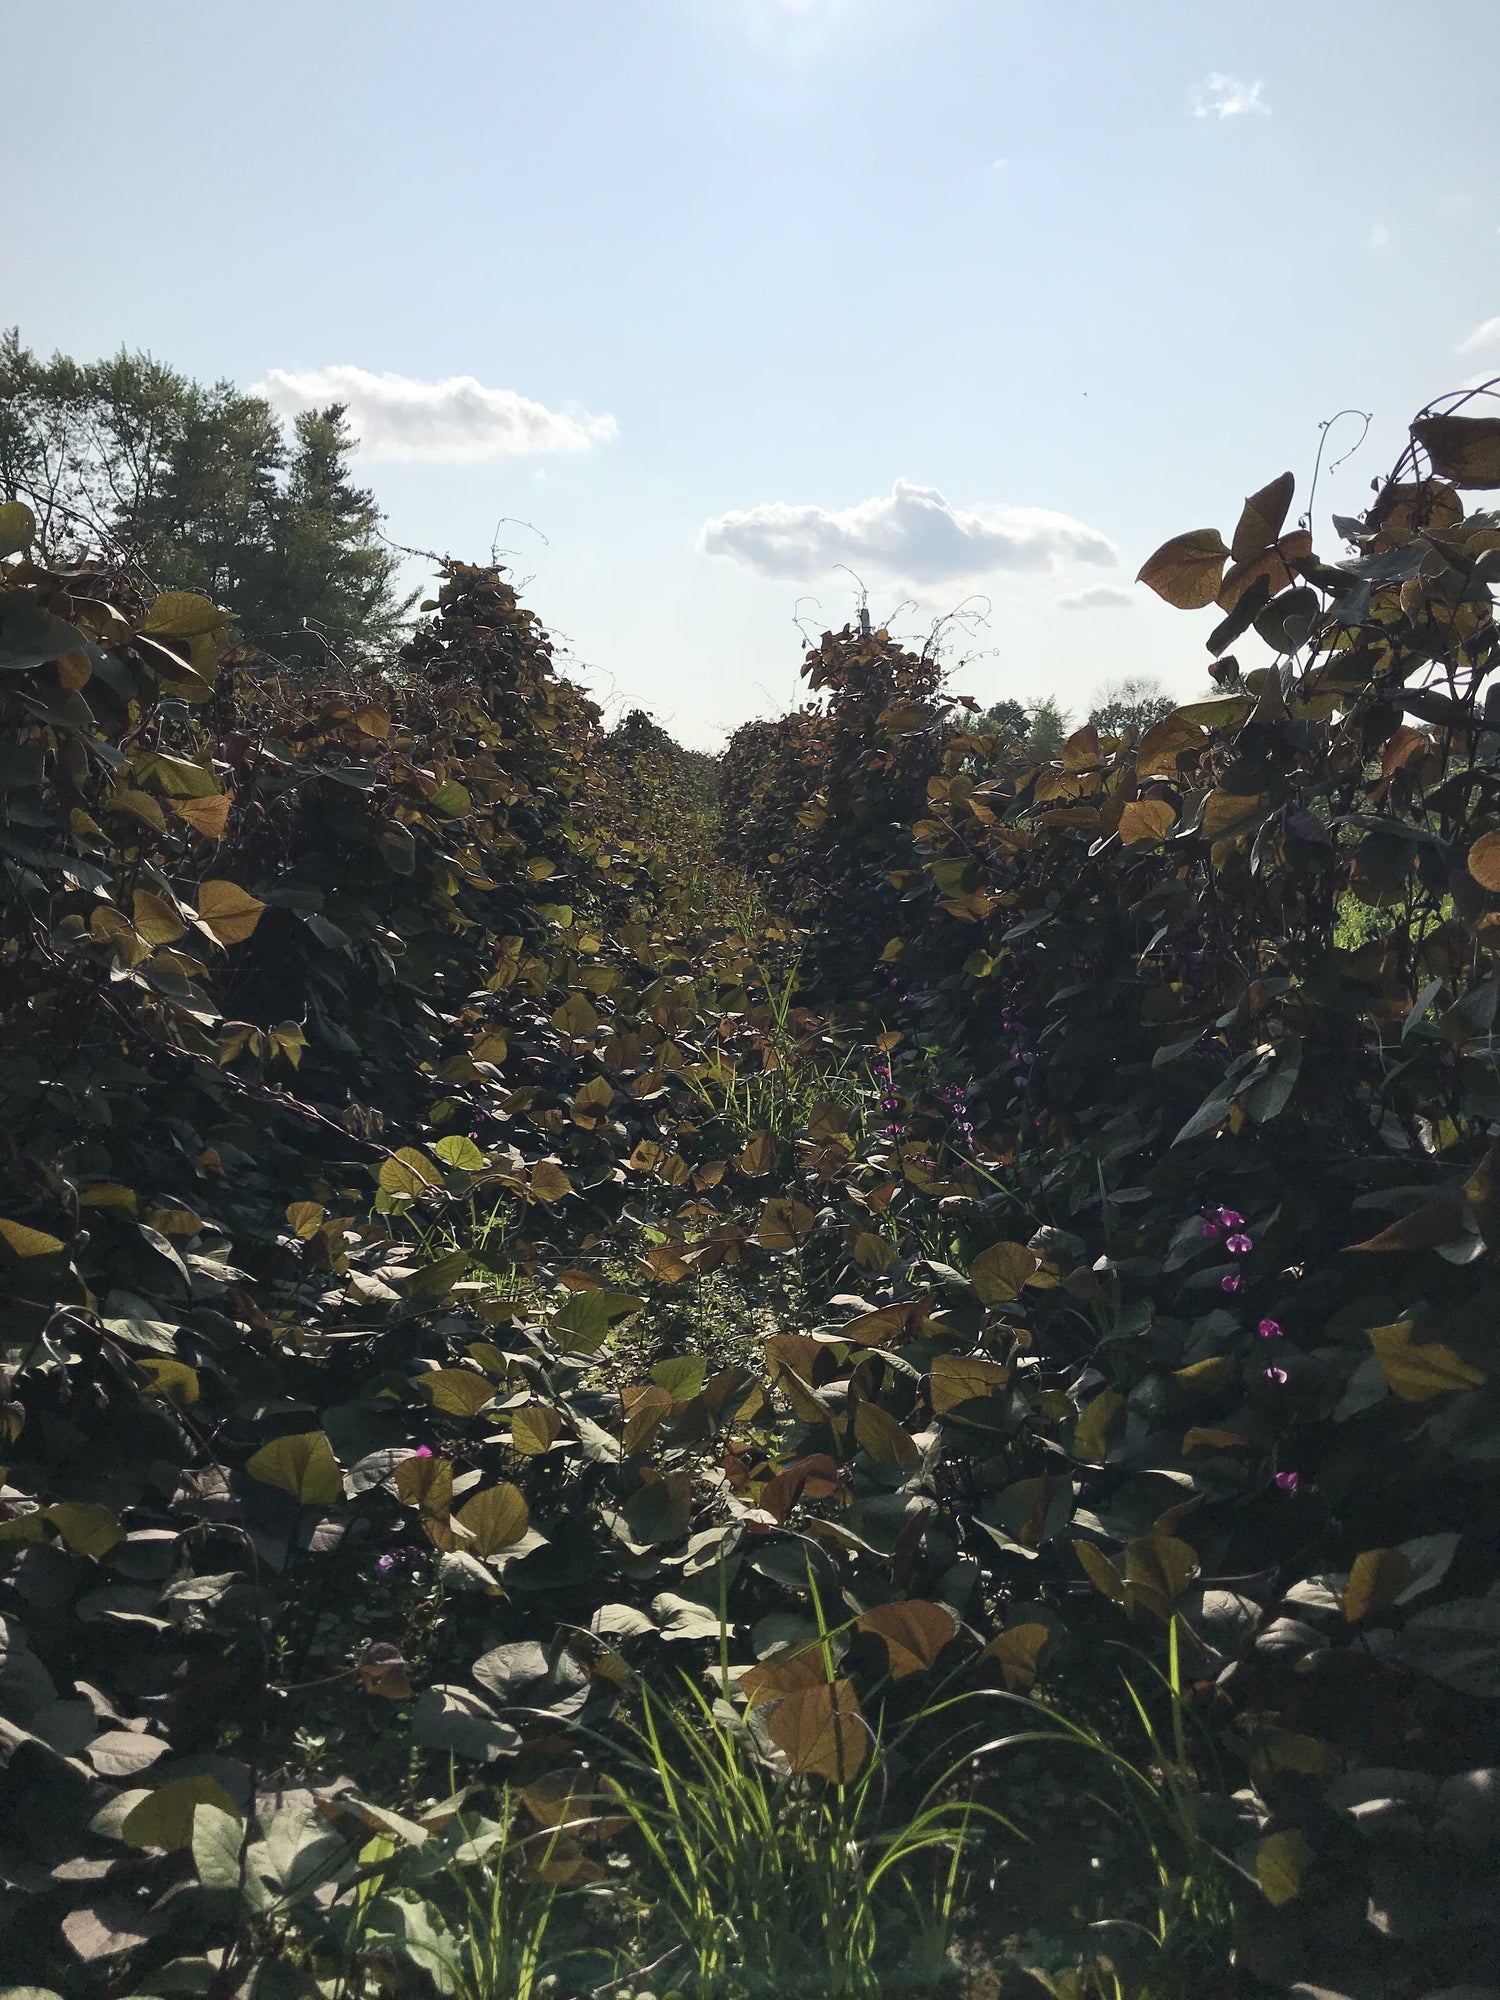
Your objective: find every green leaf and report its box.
[193,1801,246,1889]
[429,780,472,817]
[378,821,417,874]
[430,1134,484,1172]
[244,1431,344,1506]
[651,1354,707,1401]
[554,1288,646,1353]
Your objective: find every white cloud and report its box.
[701,481,1116,585]
[1058,585,1135,613]
[1368,222,1392,252]
[251,365,618,462]
[1192,72,1270,120]
[1457,316,1500,355]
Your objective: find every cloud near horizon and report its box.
[1192,72,1270,120]
[1058,584,1135,612]
[252,365,618,461]
[1457,316,1500,354]
[701,480,1116,586]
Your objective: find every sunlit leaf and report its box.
[1137,528,1230,609]
[245,1430,343,1505]
[197,878,265,945]
[856,1600,955,1678]
[767,1678,868,1783]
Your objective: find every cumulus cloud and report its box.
[251,365,618,462]
[1192,72,1270,120]
[701,480,1116,586]
[1457,316,1500,355]
[1057,585,1135,613]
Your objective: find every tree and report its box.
[1088,674,1175,738]
[1025,695,1070,757]
[967,697,1029,739]
[0,331,410,668]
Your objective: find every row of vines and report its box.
[2,398,1499,2000]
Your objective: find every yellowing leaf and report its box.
[80,1182,138,1212]
[0,498,36,558]
[852,1401,919,1467]
[197,878,265,945]
[551,992,599,1040]
[1072,1387,1125,1464]
[141,591,232,639]
[172,792,232,840]
[1256,1829,1314,1907]
[767,1678,868,1783]
[417,1369,495,1419]
[1344,1547,1414,1624]
[0,1218,65,1258]
[857,1601,956,1679]
[1182,1427,1248,1455]
[1172,1356,1236,1395]
[967,1240,1037,1304]
[379,1147,442,1198]
[1137,528,1230,609]
[455,1483,530,1556]
[1074,1539,1126,1603]
[285,1200,326,1239]
[245,1430,343,1506]
[43,1501,125,1559]
[121,1776,240,1852]
[930,1351,1010,1415]
[136,1357,200,1408]
[512,1403,564,1455]
[528,1159,574,1204]
[1367,1321,1486,1401]
[394,1453,453,1517]
[755,1196,817,1250]
[1118,798,1177,847]
[983,1622,1050,1692]
[1231,471,1295,561]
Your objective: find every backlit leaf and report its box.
[967,1240,1036,1303]
[454,1484,529,1556]
[857,1600,956,1678]
[767,1678,868,1783]
[1137,528,1230,610]
[245,1430,343,1505]
[1367,1321,1486,1401]
[121,1776,241,1852]
[1344,1547,1413,1623]
[1412,414,1500,488]
[0,1217,65,1258]
[1256,1829,1313,1907]
[197,878,265,945]
[983,1622,1050,1691]
[417,1369,495,1419]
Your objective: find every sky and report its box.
[6,0,1500,746]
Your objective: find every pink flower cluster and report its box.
[1203,1206,1253,1291]
[874,1048,902,1140]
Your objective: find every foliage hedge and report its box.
[2,402,1500,1998]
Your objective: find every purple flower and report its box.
[1257,1318,1283,1340]
[376,1554,396,1574]
[1275,1470,1299,1493]
[1226,1232,1253,1256]
[1202,1222,1222,1239]
[1221,1273,1244,1293]
[412,1446,433,1460]
[1265,1365,1288,1385]
[1217,1209,1245,1230]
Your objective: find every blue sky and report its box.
[8,0,1499,744]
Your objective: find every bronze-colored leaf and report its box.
[1412,414,1500,489]
[1118,798,1177,847]
[1137,528,1230,610]
[856,1600,956,1679]
[767,1678,868,1783]
[983,1622,1050,1691]
[1231,472,1295,561]
[1468,830,1500,891]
